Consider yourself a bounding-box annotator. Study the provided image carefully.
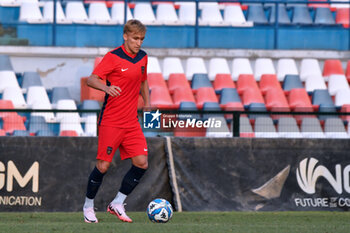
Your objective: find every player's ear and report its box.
[123,33,128,41]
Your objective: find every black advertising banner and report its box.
[168,138,350,211]
[0,137,172,212]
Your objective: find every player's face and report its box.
[123,31,145,55]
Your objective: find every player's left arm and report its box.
[140,80,150,108]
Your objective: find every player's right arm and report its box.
[87,74,122,97]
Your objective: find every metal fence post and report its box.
[233,112,240,137]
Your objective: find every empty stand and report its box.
[324,118,348,138]
[150,87,174,109]
[19,2,47,23]
[259,74,281,96]
[84,114,97,136]
[283,75,303,92]
[208,58,230,81]
[205,116,232,137]
[300,58,322,81]
[29,115,53,135]
[224,5,253,26]
[0,71,20,92]
[312,89,334,108]
[335,89,350,107]
[314,7,336,25]
[220,88,241,107]
[213,74,235,94]
[202,102,222,120]
[277,58,299,81]
[2,86,26,109]
[301,118,326,138]
[328,74,349,96]
[247,4,268,24]
[341,104,350,123]
[147,73,167,90]
[305,75,327,93]
[51,87,72,106]
[80,77,105,102]
[237,116,255,137]
[242,88,265,107]
[186,57,207,80]
[288,88,313,111]
[331,0,350,9]
[0,55,14,71]
[195,87,218,109]
[22,71,43,90]
[277,117,303,138]
[236,74,259,95]
[88,2,116,25]
[59,115,84,136]
[254,116,279,138]
[232,58,253,81]
[2,114,26,134]
[200,4,226,26]
[30,101,55,123]
[133,2,158,25]
[147,57,162,74]
[66,2,94,24]
[191,74,212,91]
[12,130,30,136]
[55,99,80,122]
[162,57,184,80]
[43,1,71,24]
[172,87,196,107]
[111,2,133,24]
[346,61,350,82]
[269,4,291,24]
[254,58,276,81]
[167,73,191,94]
[178,2,196,25]
[292,6,313,25]
[156,3,181,25]
[336,8,349,28]
[323,59,345,78]
[264,89,290,112]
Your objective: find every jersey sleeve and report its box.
[92,52,117,80]
[142,55,148,81]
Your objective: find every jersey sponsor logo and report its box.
[107,146,113,155]
[121,68,128,72]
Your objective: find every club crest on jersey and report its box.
[107,146,113,155]
[141,66,145,74]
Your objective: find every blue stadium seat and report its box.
[312,89,334,107]
[81,100,100,110]
[202,102,222,120]
[269,4,291,24]
[292,6,313,25]
[247,4,268,24]
[220,88,241,105]
[12,130,30,136]
[0,55,13,71]
[191,73,212,90]
[179,101,200,120]
[314,7,335,25]
[36,130,56,136]
[247,103,268,119]
[22,72,43,89]
[51,87,72,105]
[283,75,303,92]
[29,115,53,135]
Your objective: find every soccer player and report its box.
[83,19,150,223]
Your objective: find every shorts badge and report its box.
[107,146,113,155]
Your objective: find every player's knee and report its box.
[133,160,148,170]
[96,160,110,174]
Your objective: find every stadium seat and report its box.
[231,58,253,81]
[111,2,133,24]
[213,74,235,94]
[335,89,350,107]
[93,57,103,69]
[219,88,241,107]
[88,2,116,25]
[282,75,303,92]
[173,101,204,137]
[26,86,50,106]
[55,99,80,122]
[314,7,336,25]
[133,2,158,25]
[269,4,291,24]
[36,130,56,136]
[277,58,299,81]
[2,86,27,109]
[340,104,350,123]
[156,3,181,25]
[60,130,79,137]
[66,2,94,24]
[305,75,327,93]
[28,115,53,135]
[208,58,230,81]
[147,57,162,74]
[242,88,265,107]
[202,102,222,120]
[254,58,276,81]
[308,0,330,8]
[2,114,26,134]
[324,118,348,138]
[150,87,174,109]
[43,1,71,24]
[80,77,105,102]
[12,130,30,136]
[147,73,167,90]
[264,88,290,112]
[331,0,349,9]
[60,115,84,136]
[84,114,97,136]
[254,116,279,138]
[195,87,218,109]
[0,55,13,71]
[167,73,191,94]
[300,58,322,81]
[162,57,184,80]
[0,129,6,136]
[328,74,349,96]
[301,118,326,138]
[236,74,259,95]
[200,4,226,26]
[191,74,212,91]
[0,71,20,92]
[237,116,255,138]
[224,5,252,26]
[292,6,313,25]
[178,2,196,25]
[288,88,313,110]
[336,8,349,28]
[346,60,350,82]
[186,57,207,80]
[247,4,268,24]
[259,74,281,96]
[205,116,232,137]
[277,117,303,138]
[22,72,43,90]
[51,87,72,106]
[323,59,345,79]
[0,100,15,118]
[19,2,47,23]
[172,87,196,107]
[312,89,334,108]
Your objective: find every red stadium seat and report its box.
[147,73,167,90]
[242,88,264,107]
[168,73,190,94]
[2,114,26,134]
[323,59,345,77]
[236,74,259,95]
[150,87,174,109]
[172,87,196,108]
[0,129,6,136]
[340,104,350,123]
[259,74,282,96]
[80,77,105,102]
[213,74,235,93]
[195,87,218,109]
[94,56,103,68]
[60,130,78,136]
[308,0,330,9]
[345,60,350,82]
[288,88,314,123]
[336,8,349,28]
[0,100,17,118]
[265,89,290,111]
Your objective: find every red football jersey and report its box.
[93,45,148,128]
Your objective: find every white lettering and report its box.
[0,162,4,190]
[7,161,39,193]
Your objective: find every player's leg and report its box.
[83,125,121,223]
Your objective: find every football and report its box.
[146,198,173,223]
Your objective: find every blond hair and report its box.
[123,19,146,35]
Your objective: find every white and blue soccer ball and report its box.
[147,198,173,223]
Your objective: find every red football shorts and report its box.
[96,124,148,162]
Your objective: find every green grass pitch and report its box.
[0,211,349,233]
